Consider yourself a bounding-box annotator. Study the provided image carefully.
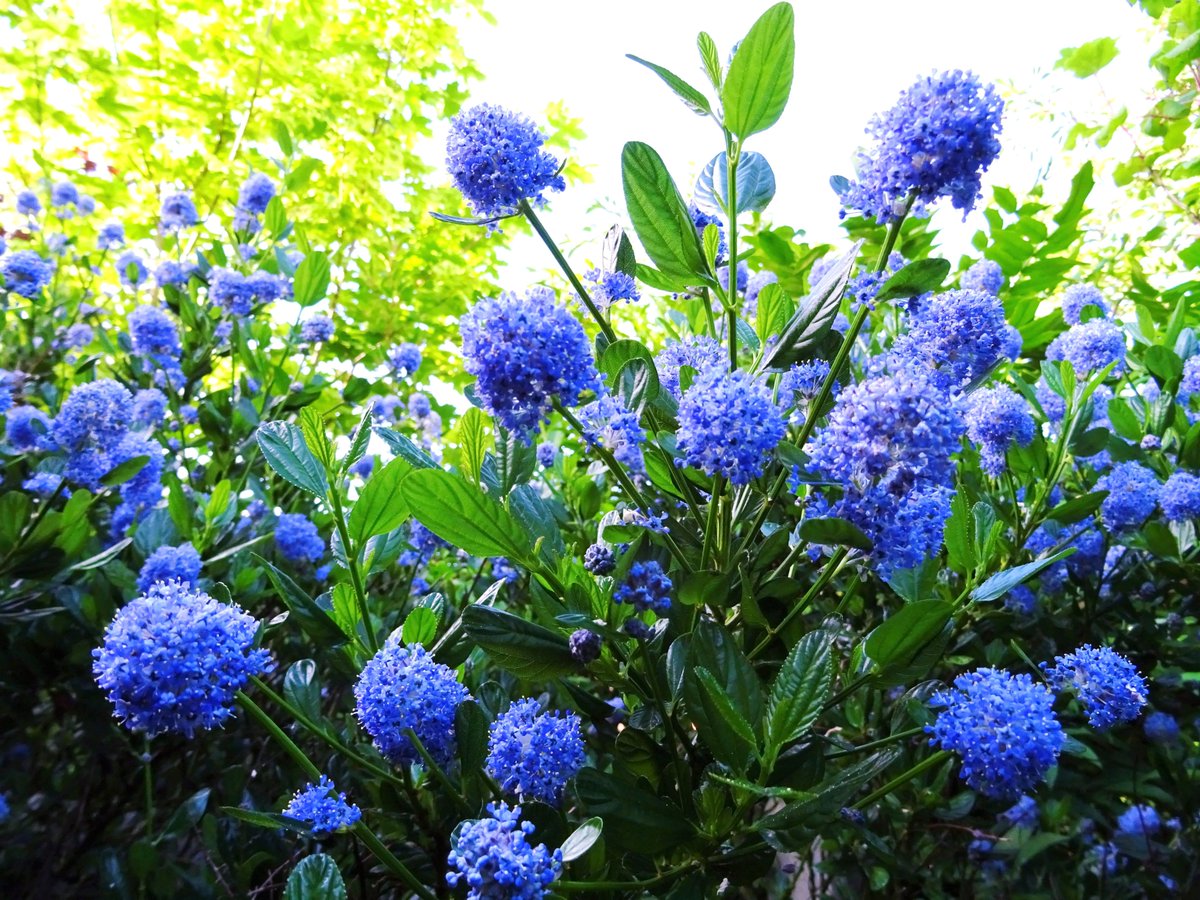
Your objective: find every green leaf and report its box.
[401,468,530,561]
[875,258,951,302]
[374,427,438,469]
[754,750,902,830]
[693,666,758,770]
[457,407,491,486]
[944,490,975,575]
[865,600,953,676]
[625,55,712,116]
[721,2,795,138]
[755,281,792,342]
[339,407,373,475]
[697,31,723,89]
[601,224,637,278]
[204,480,232,523]
[1047,491,1108,525]
[599,339,661,410]
[798,517,872,550]
[299,407,335,472]
[256,422,328,497]
[292,252,331,307]
[254,553,345,645]
[348,457,413,546]
[622,142,708,280]
[101,454,149,488]
[575,769,694,853]
[760,242,859,370]
[455,700,490,772]
[764,629,834,755]
[694,151,776,215]
[284,853,347,900]
[461,605,576,680]
[560,817,604,863]
[971,548,1075,602]
[401,606,438,647]
[221,807,303,831]
[283,659,322,723]
[1056,37,1119,78]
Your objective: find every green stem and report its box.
[749,546,849,659]
[329,489,379,654]
[853,750,952,810]
[352,822,439,900]
[724,135,740,371]
[521,200,616,343]
[555,861,698,893]
[143,738,154,839]
[402,728,472,817]
[825,726,925,759]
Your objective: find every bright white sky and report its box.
[450,0,1153,278]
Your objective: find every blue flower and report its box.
[1061,284,1109,325]
[0,250,55,298]
[1096,462,1159,531]
[16,189,41,216]
[388,343,422,377]
[1004,584,1037,616]
[1143,711,1179,744]
[839,70,1004,223]
[51,379,133,486]
[678,367,785,484]
[6,405,50,452]
[128,305,182,375]
[656,336,727,401]
[274,513,324,563]
[408,392,432,418]
[299,315,334,344]
[1115,804,1161,838]
[689,202,726,261]
[399,520,447,566]
[51,181,80,212]
[614,560,672,615]
[583,269,639,309]
[283,775,362,836]
[926,668,1064,799]
[569,628,601,663]
[460,287,599,440]
[446,104,565,218]
[23,472,67,496]
[247,270,286,304]
[999,795,1039,829]
[97,221,125,251]
[1046,320,1126,376]
[1180,356,1200,413]
[154,260,194,287]
[160,191,200,231]
[237,173,276,216]
[92,581,271,738]
[536,442,556,468]
[745,269,779,310]
[350,455,374,479]
[115,251,148,288]
[486,698,585,806]
[132,388,169,428]
[961,259,1004,295]
[1002,325,1022,361]
[354,641,470,767]
[1042,644,1147,730]
[208,268,256,315]
[579,391,645,474]
[63,323,93,349]
[888,289,1008,392]
[137,543,201,593]
[1159,471,1200,522]
[446,802,561,899]
[965,385,1034,476]
[718,261,749,295]
[583,543,615,575]
[780,360,833,405]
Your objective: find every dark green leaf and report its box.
[254,553,345,645]
[693,666,757,770]
[864,600,953,675]
[283,659,321,723]
[462,605,576,680]
[575,768,694,853]
[401,469,531,561]
[256,422,328,497]
[760,242,859,370]
[374,427,438,469]
[798,517,872,550]
[455,700,490,772]
[721,2,795,138]
[971,548,1076,602]
[764,629,834,754]
[1047,491,1108,525]
[402,607,438,647]
[875,258,951,301]
[622,141,708,280]
[101,454,149,488]
[284,853,347,900]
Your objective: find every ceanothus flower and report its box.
[839,70,1004,223]
[745,269,779,313]
[51,379,132,485]
[6,405,50,452]
[208,268,256,315]
[23,472,67,496]
[132,388,168,428]
[299,315,334,344]
[282,775,362,836]
[689,202,727,261]
[0,250,55,298]
[274,513,324,563]
[92,581,271,738]
[677,367,785,484]
[50,181,80,213]
[569,628,601,663]
[1180,356,1200,413]
[579,392,645,475]
[964,385,1035,476]
[1042,644,1147,730]
[536,442,556,468]
[446,104,565,218]
[485,699,585,806]
[1115,804,1161,838]
[446,802,561,899]
[926,667,1064,799]
[1143,711,1179,744]
[717,261,750,295]
[961,259,1004,295]
[1002,324,1022,361]
[350,454,374,479]
[154,260,194,287]
[388,343,422,377]
[408,392,432,418]
[354,640,470,767]
[656,336,727,401]
[16,189,41,216]
[237,173,275,216]
[1061,284,1109,326]
[613,560,672,615]
[583,544,615,575]
[246,270,286,304]
[97,222,125,251]
[460,287,599,440]
[1159,471,1200,522]
[63,323,93,349]
[137,543,202,593]
[115,251,148,289]
[1046,319,1126,376]
[128,305,182,370]
[159,191,200,231]
[1096,462,1159,532]
[583,269,639,309]
[888,289,1007,392]
[999,795,1039,829]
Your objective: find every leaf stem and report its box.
[329,488,379,654]
[853,750,952,810]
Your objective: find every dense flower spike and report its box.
[1043,645,1148,730]
[536,442,556,468]
[583,543,615,575]
[569,628,602,663]
[839,70,1004,223]
[237,173,276,216]
[6,405,50,452]
[132,388,168,427]
[1060,284,1109,325]
[300,315,334,344]
[16,189,41,216]
[115,251,148,288]
[282,776,362,836]
[656,336,727,401]
[446,104,565,218]
[1143,711,1179,744]
[579,392,646,475]
[51,379,136,488]
[353,640,469,767]
[274,513,324,563]
[999,795,1039,829]
[388,342,422,377]
[961,258,1004,295]
[97,222,125,251]
[1115,804,1161,838]
[0,250,55,298]
[1096,462,1160,531]
[460,287,599,439]
[888,289,1008,392]
[677,367,785,484]
[583,269,639,309]
[137,543,202,593]
[159,191,199,231]
[129,305,183,373]
[92,582,271,738]
[486,699,585,806]
[1045,319,1126,376]
[613,560,672,614]
[1159,471,1200,521]
[926,668,1064,799]
[446,802,561,899]
[965,385,1035,475]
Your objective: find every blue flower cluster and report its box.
[353,641,470,767]
[93,581,271,738]
[569,628,602,663]
[1061,284,1109,325]
[132,388,168,427]
[536,442,556,468]
[926,668,1064,799]
[208,267,286,316]
[677,367,784,484]
[274,513,325,563]
[961,258,1004,295]
[137,542,202,593]
[159,191,200,231]
[888,289,1008,393]
[460,287,598,439]
[6,405,50,452]
[446,802,561,900]
[583,543,615,575]
[0,250,55,298]
[282,775,362,836]
[1159,471,1200,522]
[1096,462,1159,532]
[656,336,726,401]
[300,315,335,344]
[584,269,639,309]
[839,70,1004,223]
[446,104,565,218]
[128,305,183,379]
[613,560,672,615]
[964,385,1034,476]
[388,343,422,377]
[97,222,125,251]
[1042,645,1147,730]
[486,699,585,806]
[579,392,646,475]
[689,202,726,261]
[1046,319,1126,376]
[1143,711,1179,744]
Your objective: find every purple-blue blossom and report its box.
[115,251,148,288]
[584,269,640,309]
[579,392,646,475]
[677,367,785,484]
[274,513,324,563]
[159,191,200,231]
[613,560,672,615]
[1042,645,1147,730]
[656,336,727,401]
[961,259,1004,295]
[282,775,362,836]
[6,405,50,452]
[888,289,1007,392]
[486,698,585,806]
[1096,462,1159,531]
[446,802,561,900]
[137,543,202,593]
[1046,320,1126,376]
[1061,284,1109,325]
[0,250,55,298]
[965,385,1035,476]
[1159,471,1200,522]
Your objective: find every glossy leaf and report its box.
[721,2,795,138]
[461,605,576,680]
[348,457,413,547]
[694,151,777,215]
[622,141,709,280]
[401,469,530,562]
[764,629,834,755]
[256,422,328,497]
[284,854,347,900]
